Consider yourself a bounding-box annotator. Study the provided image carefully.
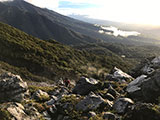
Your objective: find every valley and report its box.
[0,0,160,120]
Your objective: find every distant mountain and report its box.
[0,0,144,45]
[0,0,103,45]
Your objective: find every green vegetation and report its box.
[0,22,132,82]
[28,85,57,94]
[75,43,160,65]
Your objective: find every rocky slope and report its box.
[1,56,160,120]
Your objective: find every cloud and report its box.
[0,0,160,25]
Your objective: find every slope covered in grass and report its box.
[0,22,132,82]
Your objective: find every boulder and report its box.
[72,77,98,95]
[76,92,112,111]
[113,98,134,114]
[126,75,147,93]
[103,112,116,120]
[106,67,133,82]
[0,72,28,102]
[127,70,160,102]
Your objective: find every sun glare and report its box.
[26,0,160,25]
[87,0,160,25]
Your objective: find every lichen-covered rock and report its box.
[0,72,28,102]
[76,92,112,111]
[72,77,99,95]
[113,98,134,114]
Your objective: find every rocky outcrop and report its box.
[72,77,99,95]
[0,72,28,102]
[127,70,160,102]
[2,62,160,120]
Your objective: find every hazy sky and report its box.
[5,0,160,25]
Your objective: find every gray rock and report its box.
[113,98,134,114]
[127,70,160,102]
[103,112,116,120]
[112,67,132,79]
[72,77,98,95]
[107,67,133,82]
[76,92,112,111]
[0,72,28,102]
[126,75,147,93]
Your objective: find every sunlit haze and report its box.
[18,0,160,25]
